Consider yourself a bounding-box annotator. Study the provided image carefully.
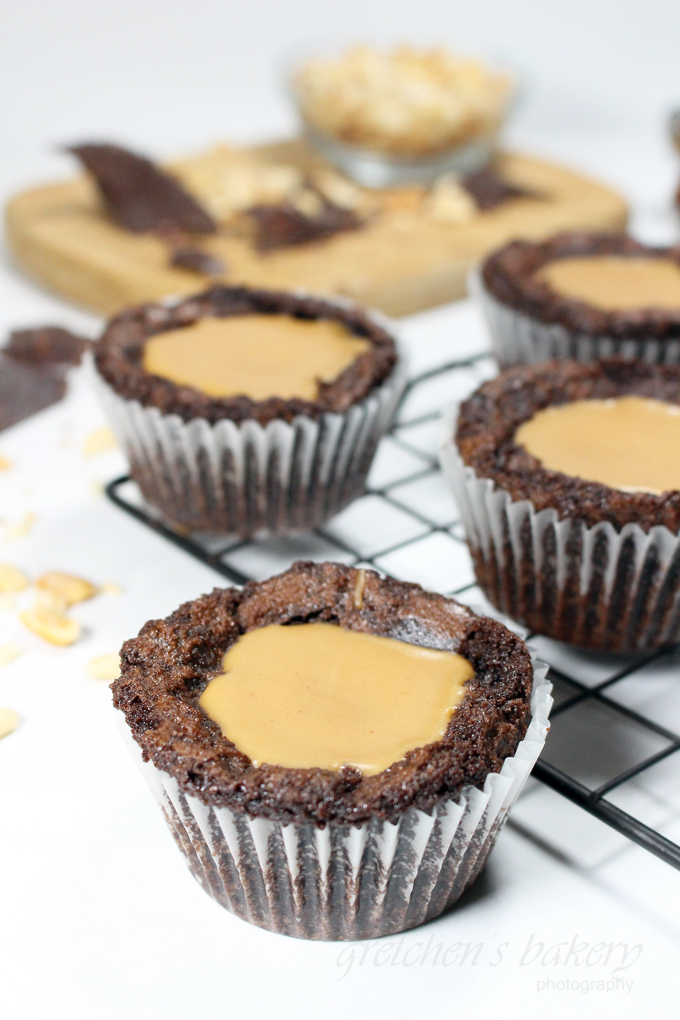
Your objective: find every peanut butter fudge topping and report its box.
[536,256,680,312]
[515,395,680,494]
[143,314,370,401]
[199,621,474,775]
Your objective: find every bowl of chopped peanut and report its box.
[288,43,516,188]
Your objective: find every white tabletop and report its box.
[1,4,680,1018]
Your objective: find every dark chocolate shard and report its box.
[248,201,361,252]
[461,166,539,210]
[7,326,88,366]
[0,354,67,431]
[69,143,217,234]
[170,247,226,277]
[0,325,88,431]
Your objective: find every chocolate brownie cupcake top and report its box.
[482,233,680,339]
[112,561,533,825]
[456,357,680,531]
[94,285,397,426]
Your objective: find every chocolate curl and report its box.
[69,143,217,234]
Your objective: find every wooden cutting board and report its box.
[5,139,628,318]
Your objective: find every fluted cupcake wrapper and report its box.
[441,422,680,651]
[470,268,680,367]
[91,347,406,538]
[121,657,550,941]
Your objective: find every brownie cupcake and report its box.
[474,232,680,366]
[93,285,405,535]
[441,357,680,651]
[112,562,550,940]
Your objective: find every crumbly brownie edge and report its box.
[94,285,398,425]
[482,233,680,339]
[112,561,533,825]
[456,357,680,531]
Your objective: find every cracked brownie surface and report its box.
[482,232,680,339]
[456,357,680,531]
[94,285,397,426]
[113,561,533,825]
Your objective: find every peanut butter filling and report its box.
[199,622,474,775]
[535,256,680,311]
[515,395,680,494]
[143,314,370,401]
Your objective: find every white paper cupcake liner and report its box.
[470,268,680,367]
[121,654,550,941]
[92,352,406,538]
[441,418,680,651]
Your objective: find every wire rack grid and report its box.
[106,350,680,872]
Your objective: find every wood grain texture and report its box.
[5,139,628,317]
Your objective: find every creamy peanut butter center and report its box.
[143,314,370,401]
[199,622,474,775]
[535,256,680,311]
[515,395,680,494]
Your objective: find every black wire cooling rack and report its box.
[106,351,680,872]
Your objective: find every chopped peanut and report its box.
[172,148,303,223]
[86,653,121,680]
[313,170,374,212]
[82,427,117,457]
[20,605,81,646]
[426,174,477,222]
[36,571,98,607]
[0,707,19,739]
[0,564,29,593]
[4,512,36,543]
[0,644,21,669]
[353,568,367,609]
[34,587,68,613]
[290,187,325,218]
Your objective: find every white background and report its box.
[1,2,680,1018]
